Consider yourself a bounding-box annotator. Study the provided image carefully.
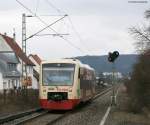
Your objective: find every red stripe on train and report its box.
[40,99,80,110]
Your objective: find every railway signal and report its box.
[108,51,119,63]
[108,51,119,106]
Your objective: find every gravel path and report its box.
[24,87,111,125]
[105,85,150,125]
[51,91,111,125]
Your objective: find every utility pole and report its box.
[21,13,68,88]
[22,13,27,88]
[22,13,27,55]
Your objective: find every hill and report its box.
[76,54,138,75]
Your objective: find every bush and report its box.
[125,49,150,112]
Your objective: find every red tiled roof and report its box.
[29,54,42,65]
[1,34,35,66]
[33,69,39,81]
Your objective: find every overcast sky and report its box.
[0,0,150,59]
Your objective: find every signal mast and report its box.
[108,51,119,106]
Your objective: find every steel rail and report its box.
[94,87,113,100]
[13,110,48,125]
[46,87,113,125]
[0,87,112,125]
[0,108,48,125]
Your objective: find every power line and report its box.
[35,0,40,15]
[67,16,92,54]
[26,15,67,40]
[44,0,93,55]
[16,0,66,36]
[35,33,69,36]
[36,14,65,16]
[15,0,85,54]
[60,36,85,53]
[45,0,65,14]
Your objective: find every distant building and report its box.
[0,33,39,90]
[103,72,123,79]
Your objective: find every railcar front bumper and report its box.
[40,99,80,110]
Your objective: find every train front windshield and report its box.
[42,63,75,86]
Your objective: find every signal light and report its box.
[108,51,119,62]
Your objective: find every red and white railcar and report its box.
[39,59,96,110]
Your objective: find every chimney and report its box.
[4,32,7,36]
[13,28,16,41]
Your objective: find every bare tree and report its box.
[145,10,150,19]
[125,9,150,112]
[129,9,150,53]
[125,49,150,112]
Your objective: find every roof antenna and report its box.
[13,28,16,41]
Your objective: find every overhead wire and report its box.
[26,15,67,40]
[35,14,65,16]
[41,0,85,53]
[15,0,85,54]
[44,0,68,33]
[43,0,67,37]
[45,0,93,55]
[67,16,93,54]
[35,0,40,15]
[45,0,65,14]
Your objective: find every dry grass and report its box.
[105,85,150,125]
[107,84,150,125]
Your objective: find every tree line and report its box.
[125,9,150,112]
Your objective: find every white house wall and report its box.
[16,58,38,89]
[0,36,12,52]
[0,73,3,91]
[17,61,22,75]
[27,66,38,89]
[28,57,40,89]
[29,57,40,73]
[0,35,38,90]
[32,76,38,89]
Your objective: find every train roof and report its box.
[79,63,94,71]
[41,58,94,71]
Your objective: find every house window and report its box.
[3,82,7,89]
[8,63,16,71]
[8,80,11,89]
[27,66,33,73]
[30,66,33,73]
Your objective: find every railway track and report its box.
[46,87,113,125]
[0,108,48,125]
[0,87,112,125]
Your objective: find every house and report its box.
[0,33,38,90]
[103,72,123,79]
[29,54,42,88]
[29,54,41,73]
[0,52,21,91]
